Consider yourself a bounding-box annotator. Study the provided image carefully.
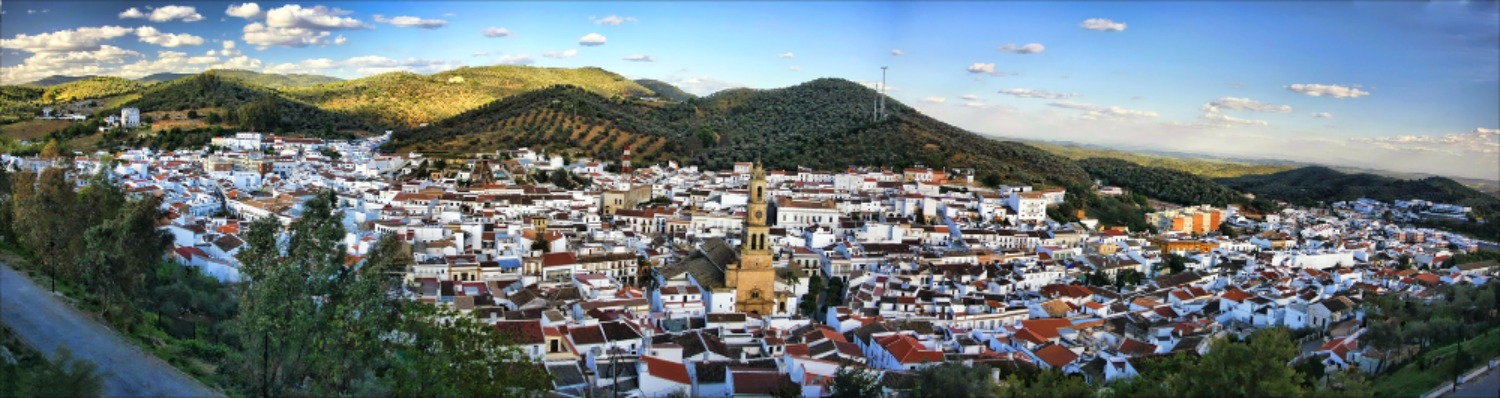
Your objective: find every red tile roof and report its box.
[1035,344,1079,368]
[643,356,692,385]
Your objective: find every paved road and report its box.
[1,263,222,398]
[1450,365,1500,398]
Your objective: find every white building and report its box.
[122,108,141,128]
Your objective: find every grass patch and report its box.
[0,119,73,141]
[1374,328,1500,398]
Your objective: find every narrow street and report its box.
[0,263,222,398]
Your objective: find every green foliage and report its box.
[829,365,883,398]
[122,72,370,135]
[634,79,696,101]
[997,369,1092,398]
[18,347,104,398]
[1088,194,1152,231]
[1108,328,1308,397]
[43,76,144,103]
[912,362,999,398]
[800,274,824,317]
[208,69,342,88]
[1080,157,1250,208]
[1218,166,1500,213]
[286,65,653,128]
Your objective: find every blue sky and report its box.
[3,1,1497,179]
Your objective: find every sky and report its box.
[2,1,1497,180]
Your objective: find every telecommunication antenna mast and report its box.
[880,66,889,120]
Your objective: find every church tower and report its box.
[731,162,777,315]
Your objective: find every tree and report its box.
[829,365,883,398]
[39,139,63,159]
[800,274,824,317]
[531,236,550,253]
[186,109,199,119]
[27,348,103,398]
[78,195,171,325]
[205,111,222,124]
[980,173,1003,188]
[13,168,82,293]
[386,303,553,397]
[998,370,1091,398]
[912,362,998,398]
[1218,221,1238,238]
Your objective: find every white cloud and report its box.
[242,22,333,49]
[333,35,347,45]
[593,15,637,25]
[543,49,577,59]
[665,76,745,96]
[374,14,447,29]
[1312,112,1334,118]
[1201,111,1269,127]
[787,66,801,71]
[1356,127,1500,156]
[1081,18,1127,31]
[119,7,146,19]
[961,94,979,101]
[998,43,1045,54]
[922,97,946,104]
[497,53,534,65]
[482,27,511,38]
[579,33,607,46]
[998,88,1077,100]
[890,49,903,56]
[265,5,368,30]
[1,26,134,53]
[1202,97,1292,113]
[121,5,204,22]
[966,63,997,75]
[964,102,987,108]
[135,26,206,48]
[0,45,144,84]
[226,3,264,19]
[1049,101,1158,119]
[1285,83,1370,98]
[623,54,655,62]
[778,52,794,59]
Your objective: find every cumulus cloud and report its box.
[1201,111,1269,127]
[778,52,794,59]
[120,5,204,22]
[890,49,903,56]
[961,94,979,101]
[263,55,454,74]
[119,7,146,19]
[998,43,1045,54]
[579,33,607,46]
[1,45,143,83]
[1049,101,1158,119]
[1285,83,1370,98]
[497,53,534,65]
[964,102,987,108]
[966,63,999,76]
[333,35,347,45]
[593,15,636,25]
[922,97,946,104]
[623,54,655,62]
[1312,112,1334,118]
[265,5,368,30]
[998,88,1077,100]
[787,66,801,71]
[226,3,264,19]
[135,26,206,48]
[242,23,333,49]
[543,49,577,59]
[482,27,511,38]
[1081,18,1127,31]
[374,14,447,29]
[1202,97,1292,113]
[1,26,134,53]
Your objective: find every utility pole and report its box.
[880,66,889,120]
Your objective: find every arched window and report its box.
[756,186,763,201]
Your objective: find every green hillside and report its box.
[284,65,653,128]
[121,72,370,135]
[42,76,144,103]
[136,72,193,84]
[1079,158,1266,209]
[388,78,1091,188]
[1217,166,1500,212]
[22,75,93,87]
[0,86,44,123]
[634,79,695,101]
[209,69,342,88]
[1032,142,1295,179]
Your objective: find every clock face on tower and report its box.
[754,210,764,220]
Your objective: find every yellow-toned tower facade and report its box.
[731,162,777,315]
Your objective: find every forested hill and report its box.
[122,72,370,134]
[283,65,654,128]
[633,79,694,101]
[208,69,343,88]
[1079,158,1253,208]
[1217,166,1500,212]
[388,78,1091,188]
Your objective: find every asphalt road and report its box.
[1450,366,1500,398]
[0,263,222,398]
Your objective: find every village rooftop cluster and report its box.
[2,132,1495,397]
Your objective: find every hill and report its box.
[388,78,1091,188]
[633,79,694,101]
[22,75,94,87]
[1031,141,1295,179]
[121,72,370,135]
[42,76,144,103]
[208,69,342,88]
[284,65,653,128]
[0,86,44,123]
[136,72,194,84]
[1217,166,1500,212]
[1078,158,1264,209]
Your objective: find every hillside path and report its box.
[1,262,222,398]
